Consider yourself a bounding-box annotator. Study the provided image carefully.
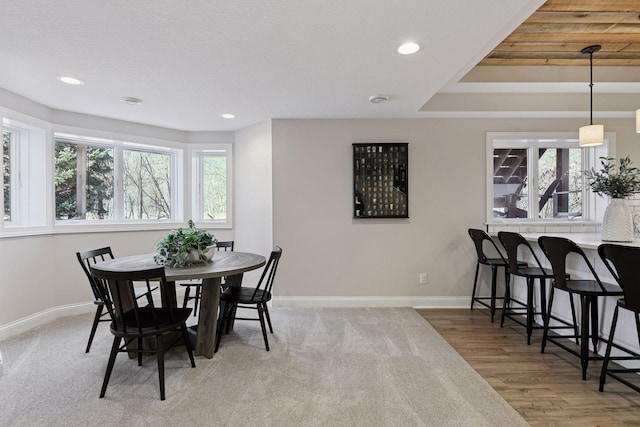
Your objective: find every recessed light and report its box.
[58,76,85,85]
[123,97,142,106]
[369,95,389,104]
[221,113,236,119]
[397,42,420,55]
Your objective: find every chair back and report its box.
[90,266,173,334]
[77,247,115,302]
[251,246,283,300]
[468,228,506,264]
[598,244,640,312]
[215,241,234,251]
[538,235,606,292]
[498,231,546,274]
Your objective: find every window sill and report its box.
[486,220,601,234]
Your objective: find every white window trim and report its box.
[53,130,183,224]
[190,143,233,229]
[486,131,614,225]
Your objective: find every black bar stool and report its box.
[598,243,640,393]
[498,231,551,344]
[468,228,521,322]
[538,236,623,380]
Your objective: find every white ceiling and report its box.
[0,0,546,132]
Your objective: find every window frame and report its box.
[486,132,613,224]
[191,143,233,229]
[53,130,183,225]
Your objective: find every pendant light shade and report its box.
[579,124,604,147]
[579,45,604,147]
[636,108,640,133]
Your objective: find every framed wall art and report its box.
[353,142,408,218]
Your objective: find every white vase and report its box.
[601,198,634,242]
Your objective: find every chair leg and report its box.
[579,295,591,381]
[490,265,498,322]
[181,324,196,368]
[183,287,191,309]
[526,277,535,345]
[86,304,104,353]
[137,337,143,366]
[100,336,122,398]
[470,262,480,310]
[538,278,547,327]
[541,286,555,354]
[500,273,511,328]
[590,297,600,353]
[264,304,274,333]
[569,293,579,346]
[215,302,231,352]
[600,305,619,392]
[193,285,201,317]
[257,303,270,351]
[156,334,165,401]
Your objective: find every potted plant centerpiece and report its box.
[584,155,640,242]
[154,220,217,267]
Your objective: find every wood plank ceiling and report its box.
[480,0,640,66]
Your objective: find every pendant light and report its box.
[579,45,604,147]
[636,108,639,133]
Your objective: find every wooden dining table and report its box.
[93,251,266,358]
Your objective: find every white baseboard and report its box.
[272,296,470,308]
[0,302,94,341]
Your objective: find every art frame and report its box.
[353,142,408,219]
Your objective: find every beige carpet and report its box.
[0,307,527,426]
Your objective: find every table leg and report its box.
[580,295,590,380]
[195,277,221,358]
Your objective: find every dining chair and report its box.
[597,243,640,393]
[538,236,623,380]
[76,247,157,353]
[498,231,552,344]
[215,246,282,352]
[468,229,523,322]
[90,265,196,401]
[181,240,234,316]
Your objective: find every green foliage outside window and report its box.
[3,131,10,221]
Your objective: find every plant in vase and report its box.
[154,220,217,268]
[584,155,640,242]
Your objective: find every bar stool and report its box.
[598,243,640,393]
[468,228,523,322]
[498,231,552,344]
[538,236,623,380]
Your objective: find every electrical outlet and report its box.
[419,273,427,284]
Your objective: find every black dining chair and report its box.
[90,265,196,401]
[538,236,623,380]
[180,240,234,316]
[468,229,524,322]
[215,246,282,352]
[498,231,553,344]
[598,243,640,393]
[76,247,157,353]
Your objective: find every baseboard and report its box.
[0,302,94,341]
[272,296,470,308]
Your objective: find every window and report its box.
[487,132,610,223]
[54,133,179,222]
[192,146,232,228]
[3,129,12,222]
[1,117,48,228]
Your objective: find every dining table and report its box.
[93,250,266,358]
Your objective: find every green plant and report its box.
[154,220,216,268]
[584,155,640,199]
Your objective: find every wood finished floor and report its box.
[417,308,640,426]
